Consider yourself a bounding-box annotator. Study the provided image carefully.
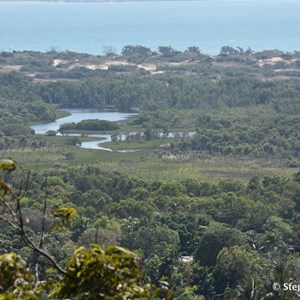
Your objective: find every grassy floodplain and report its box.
[3,136,299,182]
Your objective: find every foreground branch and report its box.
[0,173,67,275]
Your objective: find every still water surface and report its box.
[30,108,138,150]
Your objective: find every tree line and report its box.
[1,72,300,113]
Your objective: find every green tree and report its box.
[122,223,180,259]
[212,246,258,294]
[194,222,247,267]
[158,46,178,57]
[121,45,153,61]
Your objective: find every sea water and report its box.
[0,0,299,55]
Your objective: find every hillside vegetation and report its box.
[1,46,300,299]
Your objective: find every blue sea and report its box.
[0,0,299,55]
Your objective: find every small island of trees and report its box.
[59,119,120,133]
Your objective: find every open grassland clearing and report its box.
[2,142,298,182]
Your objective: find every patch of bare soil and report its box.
[0,64,22,73]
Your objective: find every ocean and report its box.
[0,0,299,55]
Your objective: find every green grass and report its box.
[3,140,299,182]
[101,139,171,150]
[55,109,71,119]
[96,154,299,182]
[35,134,105,145]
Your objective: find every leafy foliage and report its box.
[50,245,172,300]
[0,253,38,300]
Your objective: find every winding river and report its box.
[31,108,138,151]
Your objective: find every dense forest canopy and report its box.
[2,163,300,299]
